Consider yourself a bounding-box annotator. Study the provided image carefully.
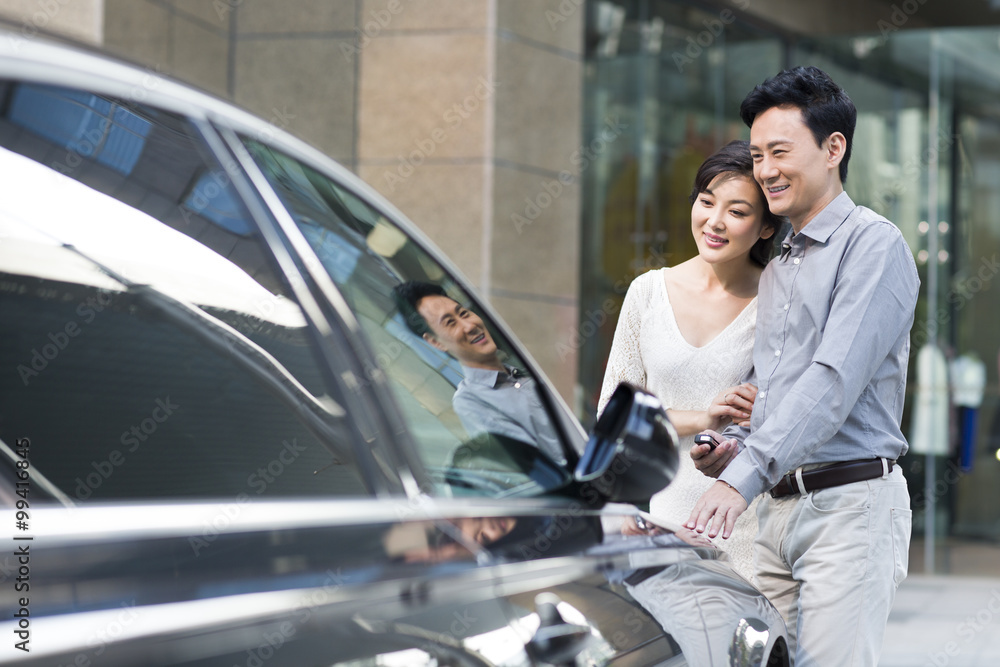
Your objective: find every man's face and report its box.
[417,294,499,368]
[749,105,842,229]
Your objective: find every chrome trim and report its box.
[729,616,787,667]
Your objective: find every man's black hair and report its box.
[739,66,857,183]
[392,280,448,338]
[689,139,784,268]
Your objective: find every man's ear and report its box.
[826,132,847,170]
[423,332,446,352]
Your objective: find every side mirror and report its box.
[575,383,679,504]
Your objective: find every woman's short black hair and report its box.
[689,140,784,268]
[739,65,857,184]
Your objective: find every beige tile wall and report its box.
[0,0,104,43]
[355,1,584,403]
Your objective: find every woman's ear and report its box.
[759,224,776,240]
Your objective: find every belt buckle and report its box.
[768,472,792,499]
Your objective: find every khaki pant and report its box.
[754,465,911,666]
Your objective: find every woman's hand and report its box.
[705,382,757,431]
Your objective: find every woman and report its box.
[598,140,782,582]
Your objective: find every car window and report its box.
[242,139,572,498]
[0,82,368,502]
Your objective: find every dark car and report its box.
[0,29,787,666]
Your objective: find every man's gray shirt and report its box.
[454,365,567,465]
[720,192,920,502]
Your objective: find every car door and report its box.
[228,131,696,664]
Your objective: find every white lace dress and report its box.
[598,268,760,583]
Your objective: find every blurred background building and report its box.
[4,0,1000,573]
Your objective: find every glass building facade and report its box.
[579,1,1000,558]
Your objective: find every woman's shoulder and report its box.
[624,267,669,300]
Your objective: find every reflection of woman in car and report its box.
[599,141,782,582]
[393,282,565,466]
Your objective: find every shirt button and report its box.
[759,392,766,399]
[774,349,781,356]
[783,303,789,311]
[793,258,801,265]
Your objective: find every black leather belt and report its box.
[623,566,666,586]
[769,458,894,499]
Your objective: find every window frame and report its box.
[215,124,588,497]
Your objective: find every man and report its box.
[393,281,566,465]
[685,66,919,665]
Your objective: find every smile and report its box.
[768,185,789,194]
[470,333,486,344]
[704,232,727,245]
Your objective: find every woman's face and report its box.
[690,173,772,265]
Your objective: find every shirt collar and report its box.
[796,191,855,245]
[461,364,520,388]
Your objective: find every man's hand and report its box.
[691,429,739,478]
[621,515,667,536]
[685,480,748,539]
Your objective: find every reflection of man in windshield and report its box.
[393,281,565,465]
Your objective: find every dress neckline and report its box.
[657,268,757,350]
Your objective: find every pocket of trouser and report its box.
[891,507,912,587]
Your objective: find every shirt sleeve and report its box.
[720,364,756,446]
[721,223,919,501]
[597,275,649,416]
